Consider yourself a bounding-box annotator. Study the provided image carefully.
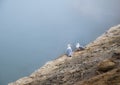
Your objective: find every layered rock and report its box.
[9,25,120,85]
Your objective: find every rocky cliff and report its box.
[9,25,120,85]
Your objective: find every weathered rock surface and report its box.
[9,25,120,85]
[98,59,116,72]
[77,68,120,85]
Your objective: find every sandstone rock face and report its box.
[9,25,120,85]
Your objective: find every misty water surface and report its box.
[0,0,120,85]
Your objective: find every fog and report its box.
[0,0,120,85]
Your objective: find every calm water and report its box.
[0,0,120,85]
